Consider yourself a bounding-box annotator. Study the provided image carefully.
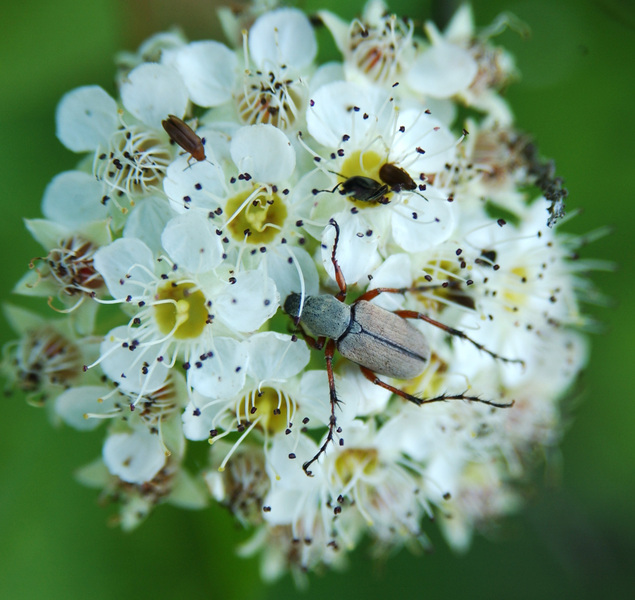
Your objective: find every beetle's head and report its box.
[284,292,303,324]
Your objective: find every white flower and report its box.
[447,201,585,385]
[55,65,189,210]
[91,231,278,400]
[166,7,316,131]
[0,305,93,406]
[407,4,518,124]
[41,171,110,228]
[407,20,478,99]
[164,123,319,298]
[319,0,416,88]
[298,80,461,272]
[184,332,311,474]
[14,219,110,323]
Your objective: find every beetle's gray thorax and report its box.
[284,293,351,340]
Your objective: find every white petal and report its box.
[391,194,456,251]
[216,270,279,332]
[230,124,295,183]
[2,305,46,336]
[24,218,70,251]
[317,10,350,55]
[298,370,331,427]
[163,152,226,213]
[161,213,223,273]
[93,238,156,301]
[367,253,412,311]
[337,362,391,416]
[123,196,174,255]
[182,398,218,441]
[246,332,310,382]
[100,326,171,395]
[42,171,108,227]
[120,63,189,129]
[321,213,380,286]
[303,366,360,429]
[103,428,166,484]
[189,337,248,399]
[265,244,319,303]
[306,81,387,148]
[169,41,237,107]
[249,8,317,70]
[56,85,118,152]
[392,108,457,174]
[407,41,478,98]
[262,488,311,525]
[266,434,321,490]
[444,4,475,41]
[309,61,345,95]
[55,386,116,431]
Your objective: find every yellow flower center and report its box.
[225,188,287,244]
[238,387,291,435]
[338,150,392,207]
[504,266,529,309]
[154,282,208,339]
[401,354,447,397]
[335,448,378,485]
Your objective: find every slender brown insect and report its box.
[162,115,206,163]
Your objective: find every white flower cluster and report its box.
[3,0,593,582]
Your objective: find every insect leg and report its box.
[395,310,525,366]
[354,280,461,303]
[312,182,343,196]
[358,366,514,408]
[303,338,341,476]
[294,324,326,350]
[328,219,347,301]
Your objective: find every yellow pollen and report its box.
[154,282,207,339]
[239,387,290,435]
[504,266,529,309]
[335,448,378,485]
[226,188,287,244]
[401,355,447,397]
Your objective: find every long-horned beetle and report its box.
[284,219,520,475]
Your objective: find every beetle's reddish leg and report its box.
[303,339,340,476]
[359,367,514,409]
[395,310,525,366]
[295,324,326,351]
[328,219,347,301]
[355,281,461,303]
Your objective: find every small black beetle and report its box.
[313,163,426,205]
[316,174,391,204]
[285,220,520,475]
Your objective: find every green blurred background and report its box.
[1,1,633,598]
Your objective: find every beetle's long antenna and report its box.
[285,245,307,320]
